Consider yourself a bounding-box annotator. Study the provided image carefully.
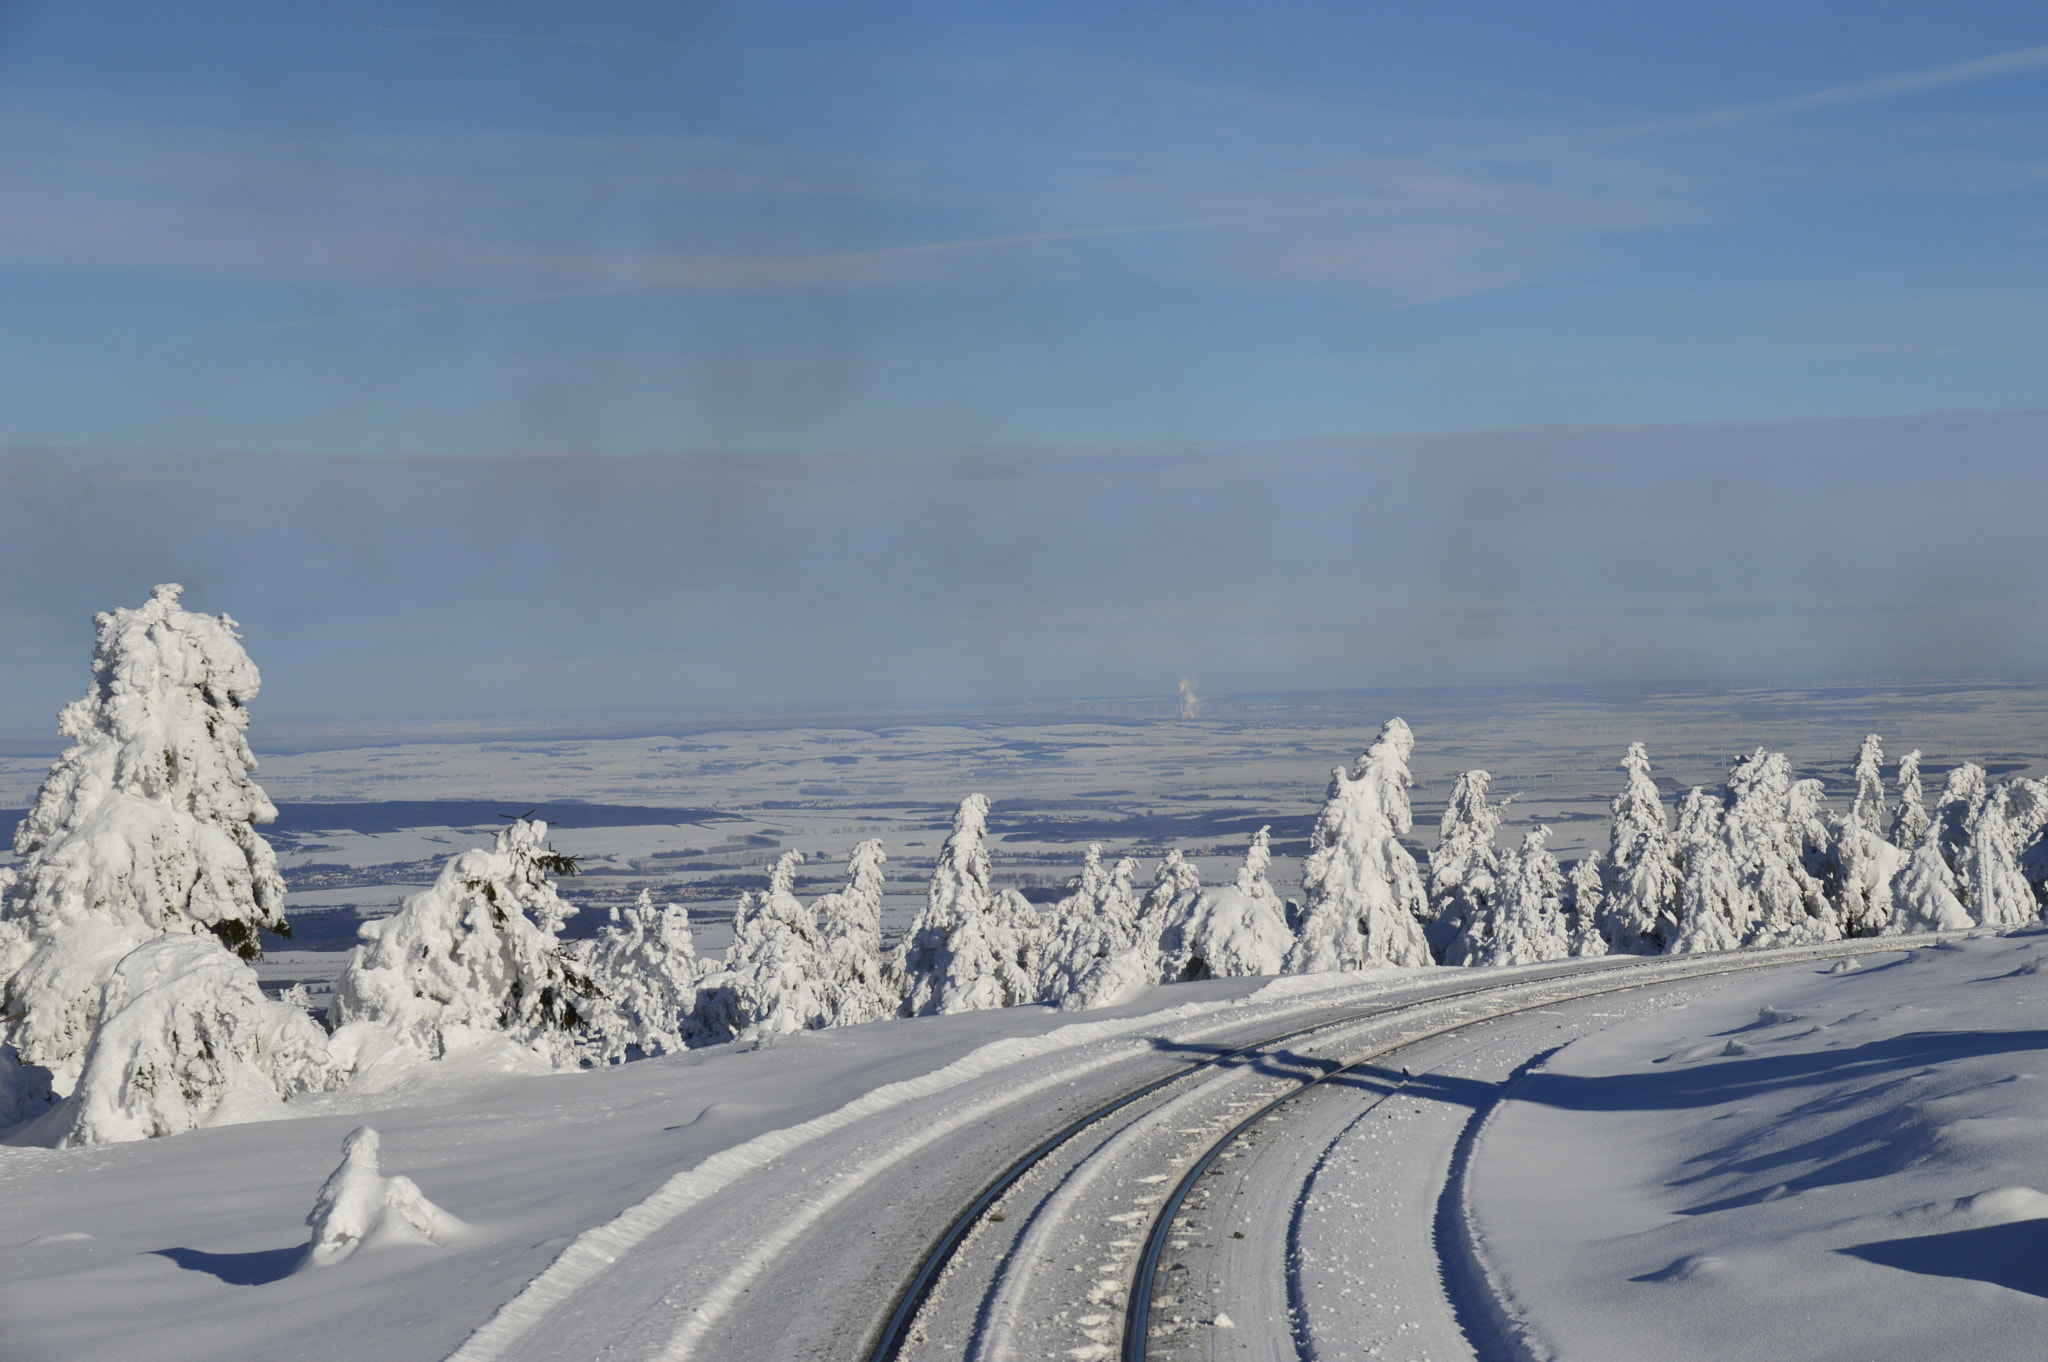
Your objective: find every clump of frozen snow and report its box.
[0,584,291,1101]
[49,933,333,1147]
[302,1125,463,1269]
[329,819,595,1069]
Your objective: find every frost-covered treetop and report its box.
[18,583,277,857]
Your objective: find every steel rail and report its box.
[1119,938,1934,1361]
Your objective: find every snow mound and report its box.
[303,1125,464,1268]
[40,933,333,1147]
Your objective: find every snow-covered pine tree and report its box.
[815,839,893,1026]
[1887,818,1970,933]
[1564,856,1609,957]
[1427,770,1501,960]
[1446,826,1571,966]
[329,818,596,1068]
[1722,750,1838,947]
[1670,787,1745,953]
[1599,743,1680,953]
[1161,827,1296,981]
[691,850,841,1042]
[1930,763,1988,907]
[1283,719,1433,974]
[1036,845,1146,1011]
[583,889,703,1063]
[0,584,297,1102]
[1828,736,1904,937]
[1962,782,2044,929]
[1890,750,1930,850]
[897,795,1042,1015]
[1141,849,1206,982]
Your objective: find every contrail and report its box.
[374,27,823,58]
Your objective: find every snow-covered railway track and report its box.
[881,939,1946,1362]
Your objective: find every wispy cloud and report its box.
[1655,41,2048,133]
[372,26,826,59]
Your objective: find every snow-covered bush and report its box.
[1140,849,1205,981]
[1164,828,1297,981]
[1447,826,1572,966]
[1427,770,1501,959]
[898,794,1042,1015]
[1671,787,1744,954]
[329,819,595,1068]
[303,1126,462,1269]
[692,851,839,1042]
[52,933,333,1147]
[1036,845,1146,1011]
[1284,718,1433,973]
[0,584,291,1099]
[583,889,703,1064]
[1888,821,1971,933]
[1599,743,1679,953]
[815,840,894,1026]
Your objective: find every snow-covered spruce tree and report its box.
[897,795,1042,1015]
[1721,749,1838,947]
[815,839,894,1026]
[1036,845,1146,1011]
[1426,770,1501,960]
[1162,828,1296,982]
[328,819,595,1068]
[692,851,840,1042]
[583,889,703,1064]
[1888,819,1970,933]
[1564,856,1610,957]
[1962,781,2046,929]
[53,933,333,1146]
[1890,750,1931,850]
[0,584,297,1104]
[1283,718,1433,974]
[1446,826,1571,967]
[1141,849,1207,982]
[1670,787,1745,953]
[1930,763,1988,904]
[1830,735,1904,937]
[1599,743,1680,954]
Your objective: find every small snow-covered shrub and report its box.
[303,1126,462,1268]
[329,819,595,1068]
[54,933,333,1147]
[1,584,291,1099]
[1163,828,1294,981]
[584,889,703,1063]
[1037,845,1145,1011]
[692,851,840,1043]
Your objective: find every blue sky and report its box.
[3,4,2047,728]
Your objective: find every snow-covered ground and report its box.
[8,934,2048,1361]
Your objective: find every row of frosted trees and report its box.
[4,587,2044,1148]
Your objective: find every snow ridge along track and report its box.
[1115,938,1951,1362]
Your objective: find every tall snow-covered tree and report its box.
[1427,770,1501,959]
[897,795,1042,1015]
[692,850,840,1042]
[1037,845,1146,1011]
[1670,787,1745,954]
[329,819,595,1068]
[815,840,893,1026]
[1283,718,1433,973]
[1600,743,1679,953]
[1962,782,2044,929]
[1931,763,1988,902]
[1890,750,1931,850]
[1446,826,1571,966]
[583,889,703,1063]
[0,584,295,1099]
[1162,828,1296,982]
[1722,749,1838,947]
[1850,734,1887,833]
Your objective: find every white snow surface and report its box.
[1471,929,2048,1360]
